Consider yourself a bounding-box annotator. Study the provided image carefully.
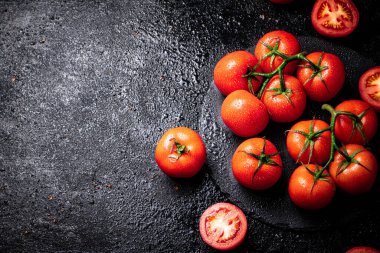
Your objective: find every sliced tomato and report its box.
[311,0,359,37]
[359,66,380,112]
[199,202,247,251]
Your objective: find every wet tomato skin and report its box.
[359,66,380,112]
[199,202,247,251]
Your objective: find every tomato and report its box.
[288,164,335,210]
[311,0,359,38]
[286,120,331,165]
[214,51,263,96]
[359,66,380,112]
[270,0,295,4]
[334,100,378,145]
[255,30,301,74]
[329,144,378,195]
[155,127,206,178]
[346,247,380,253]
[221,90,269,137]
[199,202,247,251]
[232,138,282,190]
[296,52,345,102]
[261,75,306,123]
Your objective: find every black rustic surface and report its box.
[0,1,379,252]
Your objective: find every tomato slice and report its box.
[311,0,359,37]
[359,66,380,112]
[199,202,247,251]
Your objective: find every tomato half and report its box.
[288,164,335,210]
[261,75,306,123]
[296,52,345,102]
[199,202,247,251]
[214,51,263,96]
[329,144,378,195]
[232,138,283,190]
[155,127,206,178]
[346,247,380,253]
[334,100,378,145]
[359,66,380,112]
[311,0,359,38]
[221,90,269,137]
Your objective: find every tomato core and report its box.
[205,207,241,243]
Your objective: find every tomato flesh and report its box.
[359,66,380,112]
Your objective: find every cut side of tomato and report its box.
[311,0,359,37]
[199,203,247,251]
[359,66,380,112]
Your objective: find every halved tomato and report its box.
[359,66,380,112]
[311,0,359,38]
[199,202,247,251]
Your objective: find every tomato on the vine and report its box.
[221,90,269,137]
[359,66,380,112]
[213,51,263,96]
[199,202,247,251]
[334,100,378,145]
[296,52,345,102]
[329,144,378,195]
[155,127,206,178]
[232,138,282,190]
[261,75,306,122]
[286,119,331,165]
[311,0,359,38]
[255,30,301,74]
[346,247,380,253]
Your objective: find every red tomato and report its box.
[155,127,206,178]
[346,246,380,253]
[334,100,378,145]
[286,120,331,165]
[329,144,378,195]
[297,52,345,102]
[232,138,283,190]
[270,0,295,4]
[311,0,359,38]
[214,51,263,96]
[288,164,335,210]
[199,202,247,251]
[359,66,380,112]
[261,75,306,123]
[254,30,301,74]
[221,90,269,137]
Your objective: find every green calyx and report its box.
[169,138,189,160]
[303,164,332,193]
[298,52,329,91]
[336,146,369,177]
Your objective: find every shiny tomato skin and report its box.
[199,202,247,251]
[289,164,335,210]
[221,90,269,137]
[311,0,359,38]
[346,246,380,253]
[286,120,331,165]
[255,30,301,74]
[329,144,378,195]
[261,75,306,123]
[214,51,263,96]
[359,66,380,112]
[155,127,206,178]
[334,100,378,145]
[297,52,345,102]
[232,138,283,190]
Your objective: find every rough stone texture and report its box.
[0,1,379,252]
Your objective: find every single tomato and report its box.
[286,119,331,165]
[289,164,335,210]
[155,127,206,178]
[359,66,380,112]
[334,100,378,145]
[261,75,306,122]
[254,30,301,74]
[214,51,263,96]
[199,202,247,251]
[297,52,345,102]
[329,144,378,195]
[346,246,380,253]
[311,0,359,38]
[221,90,269,137]
[232,138,283,190]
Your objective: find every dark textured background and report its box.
[0,0,379,252]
